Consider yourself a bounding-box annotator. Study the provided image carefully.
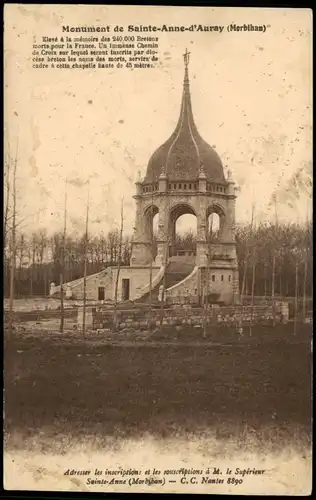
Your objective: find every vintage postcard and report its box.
[3,4,312,495]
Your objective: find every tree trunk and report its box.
[302,256,307,320]
[4,152,13,253]
[159,227,170,331]
[59,271,64,332]
[8,139,18,334]
[148,177,154,331]
[249,260,256,336]
[241,251,248,303]
[114,199,124,331]
[203,214,213,338]
[272,252,276,327]
[82,182,90,335]
[60,180,67,333]
[294,261,299,335]
[264,262,267,298]
[43,266,47,297]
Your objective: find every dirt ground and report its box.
[4,322,312,455]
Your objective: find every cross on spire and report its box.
[183,48,190,68]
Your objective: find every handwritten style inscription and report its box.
[64,466,266,488]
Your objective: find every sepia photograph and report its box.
[3,4,312,495]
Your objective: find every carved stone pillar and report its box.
[154,199,168,266]
[196,211,208,266]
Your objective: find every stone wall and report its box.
[71,270,112,301]
[110,266,161,301]
[88,303,288,331]
[50,270,111,301]
[200,267,235,304]
[165,267,235,305]
[50,266,161,302]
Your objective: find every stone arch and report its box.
[143,204,159,260]
[143,203,159,231]
[206,203,225,241]
[207,202,225,218]
[168,203,197,257]
[143,203,159,218]
[169,202,197,219]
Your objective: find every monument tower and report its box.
[130,50,240,304]
[50,51,240,304]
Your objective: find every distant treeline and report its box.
[3,221,312,298]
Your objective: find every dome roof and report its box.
[143,55,226,184]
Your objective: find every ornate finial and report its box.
[199,161,206,178]
[159,164,166,178]
[227,169,232,180]
[183,48,190,68]
[137,169,142,182]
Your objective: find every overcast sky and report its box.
[4,5,312,237]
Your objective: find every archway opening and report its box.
[206,204,225,243]
[152,212,159,260]
[169,204,197,258]
[207,212,221,242]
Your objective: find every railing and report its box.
[141,182,228,194]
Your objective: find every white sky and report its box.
[4,5,312,237]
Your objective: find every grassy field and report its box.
[4,325,312,455]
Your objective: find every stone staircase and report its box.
[136,258,195,303]
[164,260,194,289]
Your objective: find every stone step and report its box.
[137,261,194,303]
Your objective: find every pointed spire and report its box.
[143,50,226,185]
[165,49,200,171]
[183,48,190,87]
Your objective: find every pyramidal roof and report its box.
[143,50,226,184]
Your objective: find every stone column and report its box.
[196,219,208,266]
[154,195,168,267]
[130,188,152,266]
[221,173,237,243]
[196,194,208,266]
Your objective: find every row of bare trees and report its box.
[3,229,132,298]
[236,220,312,299]
[4,220,312,300]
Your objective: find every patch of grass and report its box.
[4,328,312,454]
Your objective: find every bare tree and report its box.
[4,153,11,251]
[203,213,214,338]
[37,230,48,296]
[148,172,155,330]
[16,232,26,283]
[272,196,278,327]
[240,234,249,303]
[82,181,90,336]
[113,198,124,331]
[159,195,171,332]
[302,254,308,321]
[60,179,68,333]
[8,137,18,333]
[249,203,256,336]
[239,203,255,334]
[302,207,310,320]
[294,260,299,336]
